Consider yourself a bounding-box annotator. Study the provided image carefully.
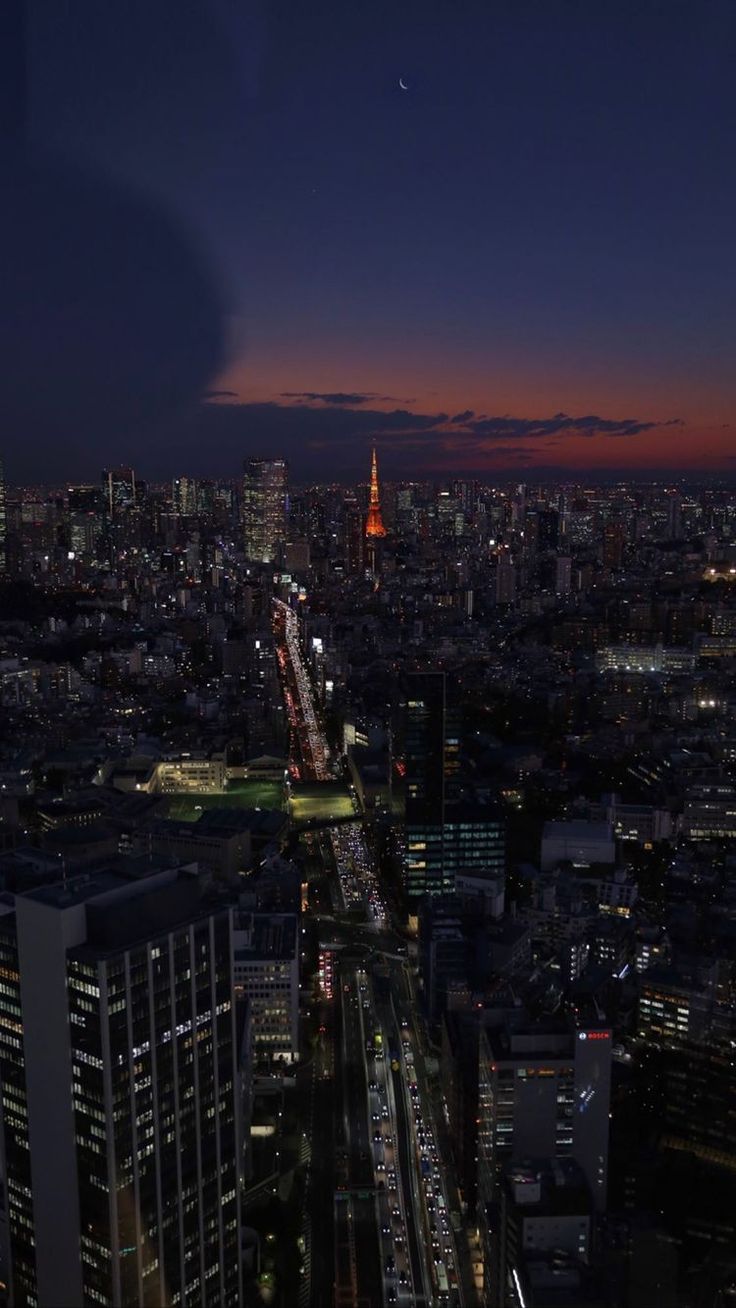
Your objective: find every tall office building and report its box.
[67,485,103,560]
[243,458,288,563]
[536,507,560,551]
[555,554,572,596]
[404,672,449,899]
[477,1020,611,1217]
[102,467,138,518]
[403,673,498,901]
[441,803,505,885]
[0,867,244,1308]
[0,456,6,572]
[172,476,198,516]
[602,519,626,570]
[68,485,102,514]
[343,496,365,574]
[494,553,516,606]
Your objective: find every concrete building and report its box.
[0,867,244,1308]
[477,1019,611,1218]
[595,644,696,674]
[232,912,299,1067]
[134,813,252,881]
[155,753,228,794]
[541,821,615,871]
[681,783,736,841]
[485,1159,594,1308]
[589,794,673,846]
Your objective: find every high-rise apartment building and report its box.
[243,458,288,563]
[0,867,244,1308]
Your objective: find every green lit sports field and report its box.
[166,779,286,822]
[288,782,355,824]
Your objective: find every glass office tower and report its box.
[242,458,288,563]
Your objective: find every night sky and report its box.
[4,0,736,483]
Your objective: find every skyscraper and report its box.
[495,552,516,606]
[602,519,626,570]
[243,458,288,563]
[343,499,365,574]
[172,476,198,516]
[536,507,560,551]
[0,867,244,1308]
[102,467,137,518]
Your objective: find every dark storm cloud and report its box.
[204,389,239,399]
[450,410,475,424]
[280,391,377,405]
[460,413,660,440]
[280,391,414,406]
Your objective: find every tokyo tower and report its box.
[365,446,387,538]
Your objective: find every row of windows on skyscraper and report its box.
[0,869,245,1308]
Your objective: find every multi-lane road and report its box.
[274,598,330,781]
[274,597,464,1308]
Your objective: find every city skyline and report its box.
[1,437,736,1306]
[3,6,736,1304]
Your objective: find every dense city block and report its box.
[0,457,734,1306]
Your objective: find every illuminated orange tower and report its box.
[365,446,387,538]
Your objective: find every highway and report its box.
[388,962,463,1307]
[336,965,383,1307]
[275,594,463,1306]
[274,598,330,781]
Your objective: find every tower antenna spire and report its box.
[365,446,387,538]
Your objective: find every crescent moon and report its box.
[399,78,408,91]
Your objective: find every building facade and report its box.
[242,459,288,564]
[0,867,244,1308]
[477,1021,611,1218]
[404,671,449,898]
[232,912,299,1068]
